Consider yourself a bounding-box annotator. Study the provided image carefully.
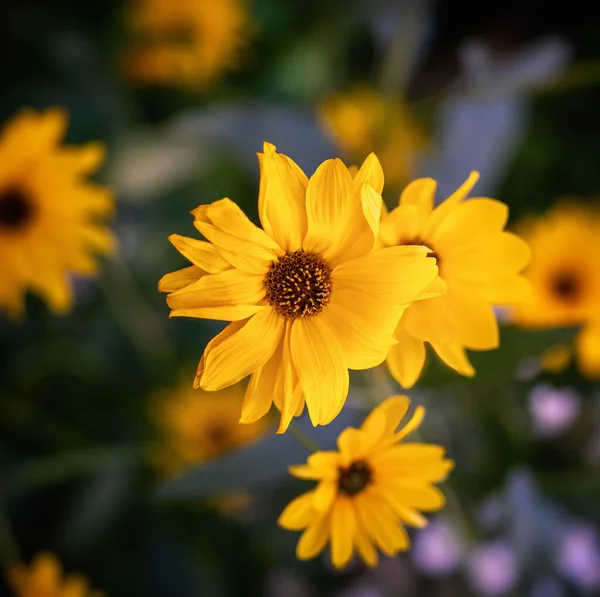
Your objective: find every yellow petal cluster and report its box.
[160,142,442,432]
[513,202,600,377]
[8,553,102,597]
[320,87,427,188]
[278,396,454,570]
[123,0,250,90]
[379,173,531,387]
[149,380,268,475]
[0,109,116,319]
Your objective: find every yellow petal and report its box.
[277,325,304,433]
[352,499,379,567]
[158,265,205,292]
[433,341,476,378]
[199,309,284,391]
[361,395,411,436]
[297,515,330,561]
[168,235,231,273]
[386,330,427,389]
[443,291,499,350]
[353,153,384,194]
[257,142,308,252]
[169,305,265,321]
[290,316,349,426]
[461,275,531,305]
[278,491,316,530]
[399,177,436,213]
[330,496,357,569]
[394,406,425,441]
[313,480,338,512]
[383,483,446,512]
[288,452,340,480]
[336,427,363,462]
[576,325,600,378]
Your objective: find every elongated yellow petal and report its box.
[278,491,316,530]
[297,515,330,561]
[199,308,284,390]
[352,498,379,567]
[313,480,337,512]
[168,235,231,273]
[158,265,205,293]
[386,330,427,389]
[399,177,436,213]
[169,305,265,321]
[361,395,411,436]
[330,497,357,569]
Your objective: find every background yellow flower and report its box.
[0,109,116,320]
[123,0,250,90]
[278,396,454,570]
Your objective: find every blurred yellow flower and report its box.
[379,173,530,387]
[576,323,600,378]
[8,552,102,597]
[124,0,250,90]
[278,396,454,570]
[513,203,600,328]
[159,143,441,432]
[150,380,268,476]
[0,109,115,320]
[320,88,426,188]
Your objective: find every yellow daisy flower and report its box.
[278,395,454,570]
[320,87,426,188]
[513,202,600,328]
[0,109,115,320]
[123,0,250,90]
[379,173,531,388]
[150,380,268,476]
[8,552,103,597]
[159,143,442,432]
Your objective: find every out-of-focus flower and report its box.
[0,109,115,320]
[320,88,426,188]
[540,344,572,374]
[150,379,268,476]
[466,542,518,596]
[575,323,600,378]
[411,519,465,576]
[8,552,102,597]
[278,396,454,570]
[556,525,600,590]
[159,143,441,432]
[514,203,600,328]
[528,384,580,438]
[379,172,530,388]
[123,0,250,90]
[529,577,565,597]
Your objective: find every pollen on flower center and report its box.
[338,460,372,496]
[552,272,581,302]
[264,251,332,319]
[0,188,34,230]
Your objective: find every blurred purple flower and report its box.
[466,542,518,596]
[529,577,565,597]
[412,519,465,577]
[528,385,580,438]
[556,525,600,589]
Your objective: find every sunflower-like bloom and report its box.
[513,202,600,378]
[379,173,531,388]
[124,0,250,90]
[278,396,454,569]
[159,143,442,432]
[0,109,116,320]
[8,553,102,597]
[150,380,268,475]
[320,87,426,188]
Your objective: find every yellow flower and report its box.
[0,109,115,320]
[576,323,600,378]
[159,143,442,432]
[123,0,250,90]
[150,379,268,475]
[379,173,530,388]
[320,87,426,188]
[513,203,600,328]
[278,396,454,570]
[8,552,102,597]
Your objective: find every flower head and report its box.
[123,0,250,90]
[159,143,441,432]
[278,396,454,569]
[379,173,530,387]
[8,553,102,597]
[320,88,426,188]
[150,379,268,475]
[0,109,115,320]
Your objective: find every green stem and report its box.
[289,423,321,453]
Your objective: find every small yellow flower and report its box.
[379,173,530,387]
[513,203,600,328]
[320,87,426,188]
[278,396,454,570]
[0,109,115,320]
[123,0,250,90]
[159,143,442,432]
[8,552,103,597]
[150,380,268,476]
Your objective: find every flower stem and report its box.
[289,423,321,453]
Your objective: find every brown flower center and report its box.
[338,460,372,496]
[552,272,581,303]
[0,188,34,231]
[404,237,440,267]
[264,251,332,319]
